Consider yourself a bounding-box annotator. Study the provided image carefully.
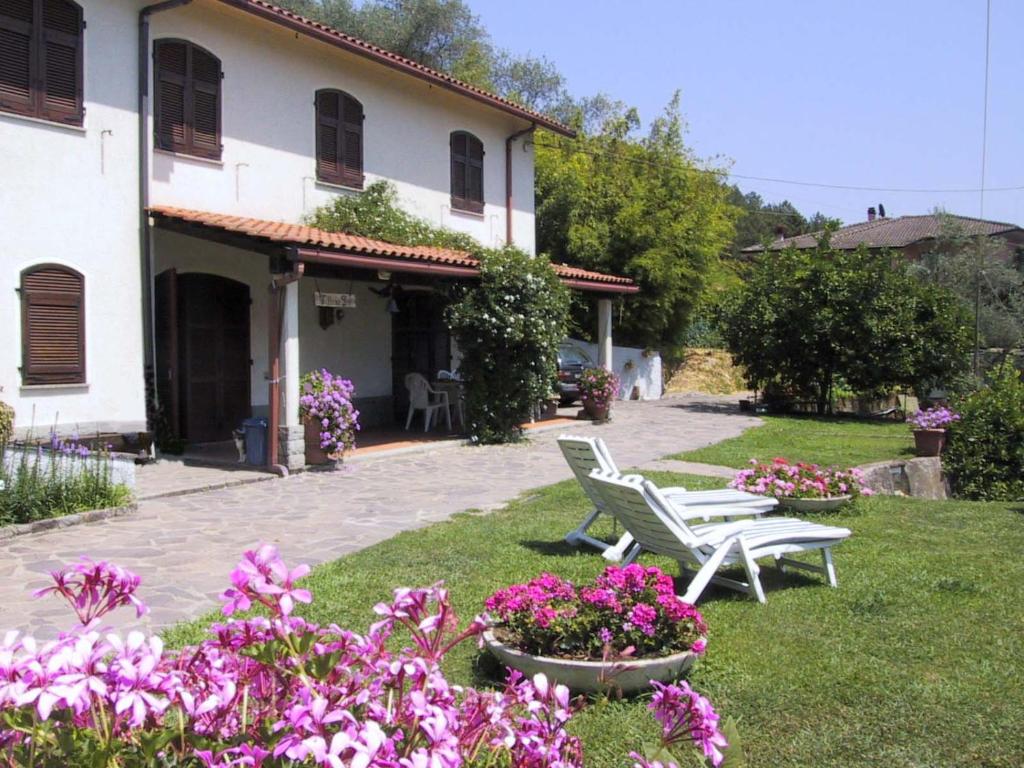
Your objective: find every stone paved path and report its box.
[0,395,759,637]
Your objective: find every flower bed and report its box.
[0,550,735,767]
[485,565,707,661]
[729,457,873,501]
[0,432,132,526]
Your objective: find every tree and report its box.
[719,236,972,413]
[535,93,736,349]
[909,211,1024,352]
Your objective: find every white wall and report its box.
[565,338,663,401]
[148,0,537,252]
[0,0,147,436]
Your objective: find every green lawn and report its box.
[164,471,1024,768]
[674,414,915,469]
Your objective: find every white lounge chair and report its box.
[588,470,852,604]
[558,435,778,563]
[404,373,452,432]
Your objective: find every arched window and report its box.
[154,39,222,160]
[315,89,364,188]
[20,264,85,385]
[450,131,484,213]
[0,0,84,125]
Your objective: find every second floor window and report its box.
[450,131,483,213]
[154,39,222,160]
[0,0,84,125]
[316,89,364,188]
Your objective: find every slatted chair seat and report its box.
[588,470,852,604]
[557,435,778,562]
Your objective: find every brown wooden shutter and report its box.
[316,89,363,188]
[38,0,82,124]
[450,131,483,213]
[315,89,340,182]
[0,0,36,116]
[189,45,220,159]
[155,39,187,152]
[340,92,363,187]
[154,39,220,159]
[21,265,85,385]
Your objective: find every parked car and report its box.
[556,344,594,405]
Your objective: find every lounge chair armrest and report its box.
[676,506,770,522]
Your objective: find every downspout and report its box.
[138,0,191,428]
[505,123,535,245]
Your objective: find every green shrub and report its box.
[0,398,12,446]
[945,362,1024,500]
[447,247,569,444]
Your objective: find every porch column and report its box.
[278,280,305,470]
[597,298,613,371]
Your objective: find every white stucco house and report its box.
[0,0,637,469]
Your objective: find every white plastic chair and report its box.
[558,435,778,563]
[589,470,851,604]
[404,373,452,432]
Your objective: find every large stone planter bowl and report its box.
[912,428,946,457]
[483,630,699,695]
[779,495,853,513]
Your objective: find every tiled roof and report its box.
[216,0,575,137]
[743,213,1023,252]
[149,205,637,289]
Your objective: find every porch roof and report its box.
[149,205,640,294]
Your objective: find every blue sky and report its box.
[472,0,1024,226]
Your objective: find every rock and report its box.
[857,457,948,500]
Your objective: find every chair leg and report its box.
[602,531,637,562]
[680,540,737,604]
[822,548,838,587]
[423,408,432,433]
[738,539,766,604]
[565,509,601,545]
[405,407,414,431]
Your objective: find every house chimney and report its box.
[774,225,786,241]
[878,203,886,218]
[867,206,877,221]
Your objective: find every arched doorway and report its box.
[155,271,251,443]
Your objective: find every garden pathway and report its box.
[0,395,759,637]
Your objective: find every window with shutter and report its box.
[20,265,85,385]
[450,131,483,214]
[154,39,221,160]
[0,0,83,125]
[315,88,363,188]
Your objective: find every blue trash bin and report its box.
[241,417,268,466]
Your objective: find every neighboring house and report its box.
[0,0,636,468]
[743,209,1024,260]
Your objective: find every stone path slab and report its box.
[0,395,761,638]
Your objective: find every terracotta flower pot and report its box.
[482,630,700,695]
[582,399,610,422]
[303,419,334,466]
[913,428,946,457]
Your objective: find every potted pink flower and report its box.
[298,369,360,465]
[730,457,873,511]
[578,367,619,422]
[483,564,707,694]
[907,407,960,456]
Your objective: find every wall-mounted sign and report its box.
[315,291,356,308]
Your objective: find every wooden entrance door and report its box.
[176,274,251,443]
[391,291,451,420]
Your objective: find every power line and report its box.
[531,135,1024,196]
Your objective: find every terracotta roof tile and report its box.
[149,205,636,288]
[216,0,574,137]
[744,213,1023,253]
